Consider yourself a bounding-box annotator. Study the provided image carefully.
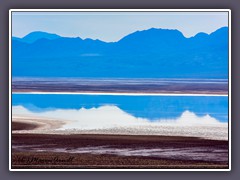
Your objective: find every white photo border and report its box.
[9,9,231,171]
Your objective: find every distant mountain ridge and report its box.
[12,27,227,43]
[12,27,229,79]
[13,31,61,43]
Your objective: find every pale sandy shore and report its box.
[11,116,229,169]
[12,115,228,141]
[12,116,66,131]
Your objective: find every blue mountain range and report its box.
[12,31,61,43]
[12,27,229,79]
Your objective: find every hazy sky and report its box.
[12,11,228,42]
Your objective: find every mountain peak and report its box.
[210,26,228,36]
[118,28,185,43]
[21,31,61,43]
[192,32,209,39]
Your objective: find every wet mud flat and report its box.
[12,133,228,169]
[12,78,228,94]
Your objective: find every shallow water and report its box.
[12,94,228,122]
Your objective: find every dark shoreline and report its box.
[12,122,39,131]
[12,133,229,169]
[12,152,228,169]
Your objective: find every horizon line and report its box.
[12,92,228,97]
